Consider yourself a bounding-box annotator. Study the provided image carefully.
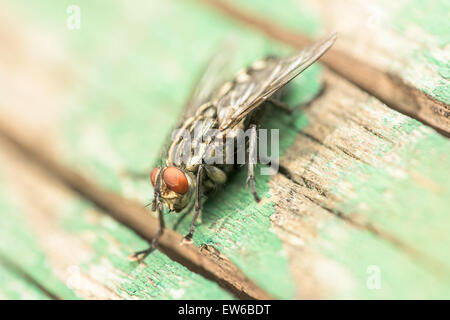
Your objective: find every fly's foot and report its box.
[128,253,144,263]
[180,235,193,246]
[246,176,261,203]
[128,247,155,262]
[252,193,261,203]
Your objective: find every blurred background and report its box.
[0,0,449,299]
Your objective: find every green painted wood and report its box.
[271,72,450,298]
[0,175,78,299]
[392,0,449,103]
[323,126,450,298]
[0,263,51,300]
[60,1,322,299]
[60,200,234,299]
[0,0,234,300]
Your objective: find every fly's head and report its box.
[150,166,195,213]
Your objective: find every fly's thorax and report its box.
[167,107,220,168]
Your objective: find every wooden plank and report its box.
[1,0,449,299]
[202,0,450,136]
[269,71,450,298]
[0,259,53,300]
[0,138,234,300]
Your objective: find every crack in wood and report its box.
[361,125,394,145]
[333,145,370,165]
[275,170,450,281]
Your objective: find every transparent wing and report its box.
[217,33,337,131]
[157,39,237,166]
[177,39,237,124]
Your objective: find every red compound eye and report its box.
[163,167,189,194]
[150,167,160,186]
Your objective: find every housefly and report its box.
[129,33,337,261]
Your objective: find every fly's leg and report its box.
[173,199,196,231]
[247,124,261,203]
[268,98,294,114]
[268,82,326,114]
[182,164,204,244]
[128,203,165,262]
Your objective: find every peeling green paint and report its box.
[7,0,448,300]
[60,201,233,299]
[9,0,321,298]
[422,51,450,80]
[0,174,79,299]
[391,0,450,104]
[316,219,450,299]
[418,50,450,103]
[0,263,50,299]
[392,0,450,47]
[430,83,450,105]
[316,117,450,298]
[229,0,450,106]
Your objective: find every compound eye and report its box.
[150,167,160,186]
[163,167,189,194]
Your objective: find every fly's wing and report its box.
[217,33,337,131]
[158,40,237,167]
[177,39,237,124]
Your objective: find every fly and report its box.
[129,33,337,261]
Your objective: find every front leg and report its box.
[183,164,204,243]
[247,124,261,203]
[128,202,165,262]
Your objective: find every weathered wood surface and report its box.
[0,0,449,299]
[271,71,450,298]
